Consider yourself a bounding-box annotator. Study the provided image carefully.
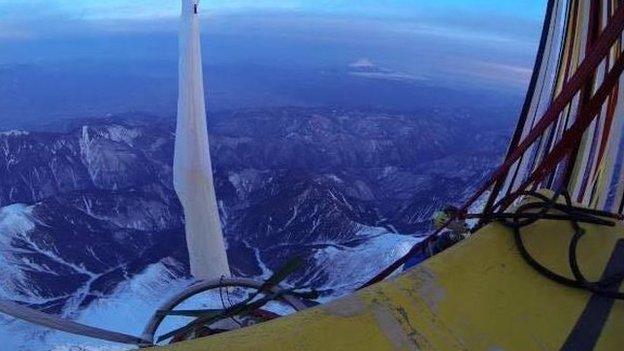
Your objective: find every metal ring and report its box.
[141,277,308,344]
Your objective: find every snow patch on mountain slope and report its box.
[1,259,191,351]
[0,204,35,244]
[1,222,421,350]
[0,130,29,137]
[4,254,305,351]
[48,259,190,351]
[0,203,123,313]
[0,204,38,300]
[313,225,422,295]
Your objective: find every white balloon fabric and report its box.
[174,0,230,280]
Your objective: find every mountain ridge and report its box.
[0,107,506,336]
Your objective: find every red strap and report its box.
[500,52,624,211]
[360,5,624,289]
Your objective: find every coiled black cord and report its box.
[482,190,624,300]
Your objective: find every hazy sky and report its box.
[0,1,545,40]
[0,0,548,128]
[0,1,544,19]
[0,0,547,77]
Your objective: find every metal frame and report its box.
[140,277,308,345]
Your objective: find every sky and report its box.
[0,0,548,129]
[0,0,546,75]
[0,0,544,18]
[0,0,545,40]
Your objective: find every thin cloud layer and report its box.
[0,0,546,95]
[0,0,545,42]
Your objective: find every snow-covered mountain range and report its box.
[0,107,506,350]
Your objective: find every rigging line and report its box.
[492,10,624,214]
[362,9,624,287]
[587,43,622,204]
[218,275,242,327]
[586,78,616,206]
[545,0,579,189]
[496,49,624,214]
[506,0,573,197]
[481,1,624,215]
[501,2,624,190]
[565,0,604,201]
[483,0,558,216]
[510,3,624,170]
[619,179,624,214]
[531,0,582,188]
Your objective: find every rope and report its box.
[155,257,318,343]
[478,190,624,300]
[219,275,242,327]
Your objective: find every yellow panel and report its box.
[149,204,624,351]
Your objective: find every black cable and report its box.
[218,275,242,327]
[476,190,624,300]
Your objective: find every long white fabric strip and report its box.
[174,0,231,280]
